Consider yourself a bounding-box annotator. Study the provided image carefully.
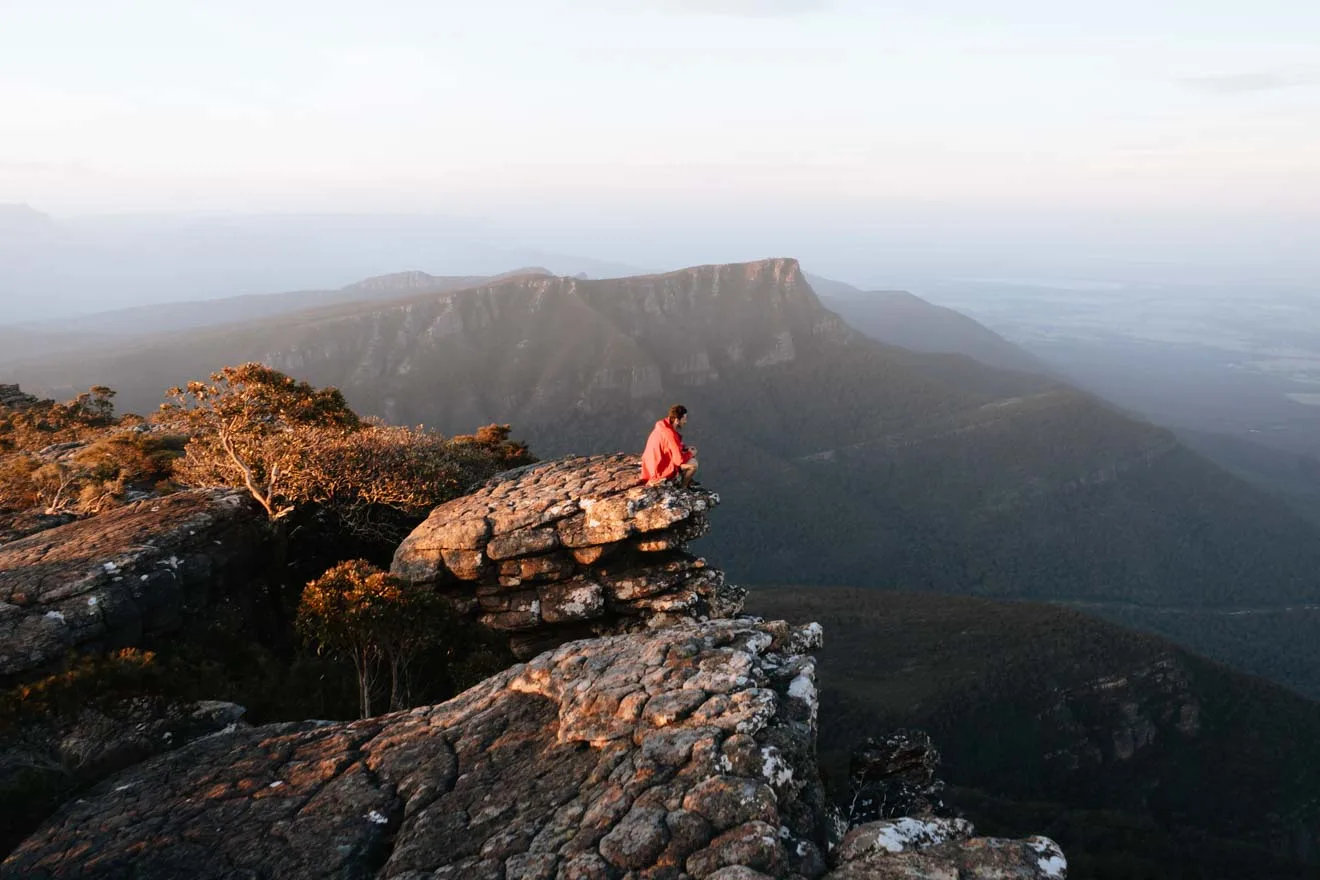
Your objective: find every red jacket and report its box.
[641,418,693,483]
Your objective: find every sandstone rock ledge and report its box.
[2,619,1065,880]
[393,454,745,659]
[0,489,267,681]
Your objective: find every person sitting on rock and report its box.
[641,404,698,488]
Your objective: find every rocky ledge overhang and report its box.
[392,454,746,659]
[2,618,1065,880]
[0,489,267,681]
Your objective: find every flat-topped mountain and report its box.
[12,258,1320,696]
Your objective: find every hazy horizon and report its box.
[4,1,1320,319]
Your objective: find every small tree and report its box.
[31,461,83,514]
[292,421,536,541]
[159,364,359,520]
[296,559,446,718]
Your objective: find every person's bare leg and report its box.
[680,460,699,488]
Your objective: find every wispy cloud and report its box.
[660,0,831,17]
[1180,67,1320,95]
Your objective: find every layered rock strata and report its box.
[2,618,1065,880]
[0,489,266,680]
[393,454,745,658]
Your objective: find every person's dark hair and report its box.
[668,404,688,422]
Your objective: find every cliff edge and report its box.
[3,618,1064,879]
[2,456,1065,878]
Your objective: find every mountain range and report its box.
[10,258,1320,701]
[805,272,1051,376]
[0,204,641,322]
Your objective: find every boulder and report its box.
[393,454,744,658]
[0,489,267,681]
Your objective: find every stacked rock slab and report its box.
[2,618,1065,880]
[392,453,746,658]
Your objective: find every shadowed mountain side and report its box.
[11,257,1320,628]
[748,586,1320,879]
[1176,427,1320,526]
[806,272,1049,376]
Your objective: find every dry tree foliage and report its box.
[159,363,360,520]
[0,386,182,519]
[159,363,533,539]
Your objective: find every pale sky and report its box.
[2,1,1319,283]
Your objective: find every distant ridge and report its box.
[0,203,57,239]
[0,271,519,365]
[806,272,1049,375]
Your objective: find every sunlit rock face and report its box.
[3,617,1066,880]
[2,619,827,879]
[392,453,745,659]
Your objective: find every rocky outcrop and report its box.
[393,454,744,659]
[0,385,38,412]
[0,489,267,680]
[0,511,80,547]
[3,618,1064,879]
[0,699,246,857]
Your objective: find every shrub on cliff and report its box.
[0,386,117,455]
[0,386,181,520]
[160,362,534,539]
[159,363,360,520]
[297,559,451,718]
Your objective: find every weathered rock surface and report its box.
[0,511,81,547]
[393,454,745,658]
[3,619,1065,880]
[0,699,247,856]
[829,818,1067,880]
[3,619,824,878]
[0,489,267,680]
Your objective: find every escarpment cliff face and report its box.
[3,619,1065,880]
[393,454,744,659]
[0,489,267,680]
